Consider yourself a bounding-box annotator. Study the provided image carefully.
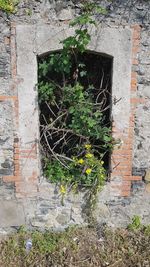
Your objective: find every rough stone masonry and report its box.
[0,0,150,234]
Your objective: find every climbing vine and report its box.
[38,2,112,212]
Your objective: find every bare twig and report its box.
[45,127,87,140]
[43,132,69,169]
[45,101,57,118]
[56,153,74,162]
[53,132,68,150]
[45,111,68,131]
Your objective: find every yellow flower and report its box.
[85,153,93,158]
[60,185,66,194]
[85,144,92,150]
[77,158,84,164]
[85,168,92,175]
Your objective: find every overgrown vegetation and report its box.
[1,224,150,267]
[0,0,18,13]
[38,2,113,210]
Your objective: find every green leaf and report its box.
[80,71,87,77]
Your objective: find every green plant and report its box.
[25,8,32,16]
[144,224,150,235]
[0,0,18,13]
[45,144,106,207]
[45,145,105,188]
[128,215,142,231]
[38,1,112,214]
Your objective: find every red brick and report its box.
[133,30,140,40]
[14,154,19,160]
[14,148,20,154]
[132,47,140,55]
[131,72,137,79]
[3,176,20,182]
[112,149,132,156]
[0,95,17,101]
[112,170,131,176]
[123,175,142,181]
[121,190,131,197]
[131,24,141,32]
[112,165,132,171]
[14,170,21,176]
[14,143,19,148]
[112,160,131,166]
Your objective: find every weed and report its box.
[0,0,18,13]
[128,215,142,230]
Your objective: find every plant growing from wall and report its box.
[0,0,18,13]
[38,1,112,216]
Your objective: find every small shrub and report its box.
[0,0,18,13]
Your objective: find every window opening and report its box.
[38,51,112,185]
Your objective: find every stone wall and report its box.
[0,0,150,233]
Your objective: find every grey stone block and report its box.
[0,201,25,227]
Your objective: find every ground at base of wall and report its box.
[0,225,150,267]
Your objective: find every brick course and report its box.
[111,24,142,197]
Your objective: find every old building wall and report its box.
[0,0,150,233]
